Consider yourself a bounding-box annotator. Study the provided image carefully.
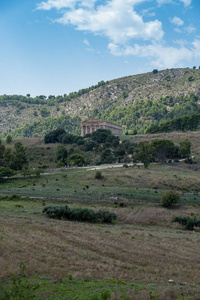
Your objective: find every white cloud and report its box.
[179,0,192,7]
[185,25,196,34]
[170,16,184,26]
[37,0,196,69]
[83,38,89,45]
[36,0,75,10]
[157,0,192,6]
[174,28,182,33]
[108,40,200,68]
[37,0,164,44]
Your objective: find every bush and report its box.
[56,161,65,168]
[43,205,116,223]
[161,190,180,208]
[172,216,200,230]
[95,171,103,180]
[123,164,129,168]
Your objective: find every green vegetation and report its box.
[6,134,12,144]
[101,93,200,134]
[161,190,180,208]
[2,68,200,138]
[173,215,200,230]
[10,115,81,138]
[43,205,117,223]
[0,142,28,171]
[147,113,200,134]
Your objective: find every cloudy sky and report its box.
[0,0,199,96]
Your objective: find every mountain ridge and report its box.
[1,67,200,138]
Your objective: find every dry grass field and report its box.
[1,133,200,298]
[1,199,200,299]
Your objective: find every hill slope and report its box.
[1,67,200,137]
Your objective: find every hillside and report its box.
[1,67,200,138]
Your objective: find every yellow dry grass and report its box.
[0,203,200,285]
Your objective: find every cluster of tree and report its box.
[134,139,191,167]
[4,115,81,139]
[0,142,28,180]
[45,128,192,167]
[46,128,137,165]
[43,205,116,223]
[0,142,28,171]
[98,93,200,134]
[146,113,200,134]
[0,80,109,107]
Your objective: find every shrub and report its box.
[95,171,103,180]
[56,161,65,168]
[161,190,180,208]
[67,154,85,166]
[188,75,194,81]
[123,164,129,168]
[172,216,200,230]
[43,205,116,223]
[6,134,12,144]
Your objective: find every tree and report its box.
[56,145,68,164]
[3,147,12,168]
[153,69,158,74]
[44,128,66,143]
[67,154,85,166]
[91,129,112,143]
[161,190,180,208]
[0,167,14,181]
[40,107,50,117]
[150,139,175,163]
[179,139,191,158]
[0,145,5,166]
[11,142,28,170]
[135,141,152,168]
[6,134,12,144]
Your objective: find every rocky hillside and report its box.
[1,67,200,137]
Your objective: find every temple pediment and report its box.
[81,118,122,136]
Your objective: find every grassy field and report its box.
[1,134,200,299]
[0,197,200,299]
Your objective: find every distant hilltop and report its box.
[1,67,200,138]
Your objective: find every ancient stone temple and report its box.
[81,118,122,136]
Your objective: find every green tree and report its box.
[161,190,180,208]
[3,147,12,168]
[11,142,28,170]
[179,139,191,158]
[0,145,5,166]
[150,139,175,163]
[135,141,152,168]
[56,145,68,164]
[6,134,12,144]
[0,167,14,181]
[40,107,50,117]
[67,154,85,166]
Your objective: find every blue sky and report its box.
[0,0,200,97]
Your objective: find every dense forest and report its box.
[11,115,81,138]
[146,113,200,134]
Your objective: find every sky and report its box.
[0,0,200,97]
